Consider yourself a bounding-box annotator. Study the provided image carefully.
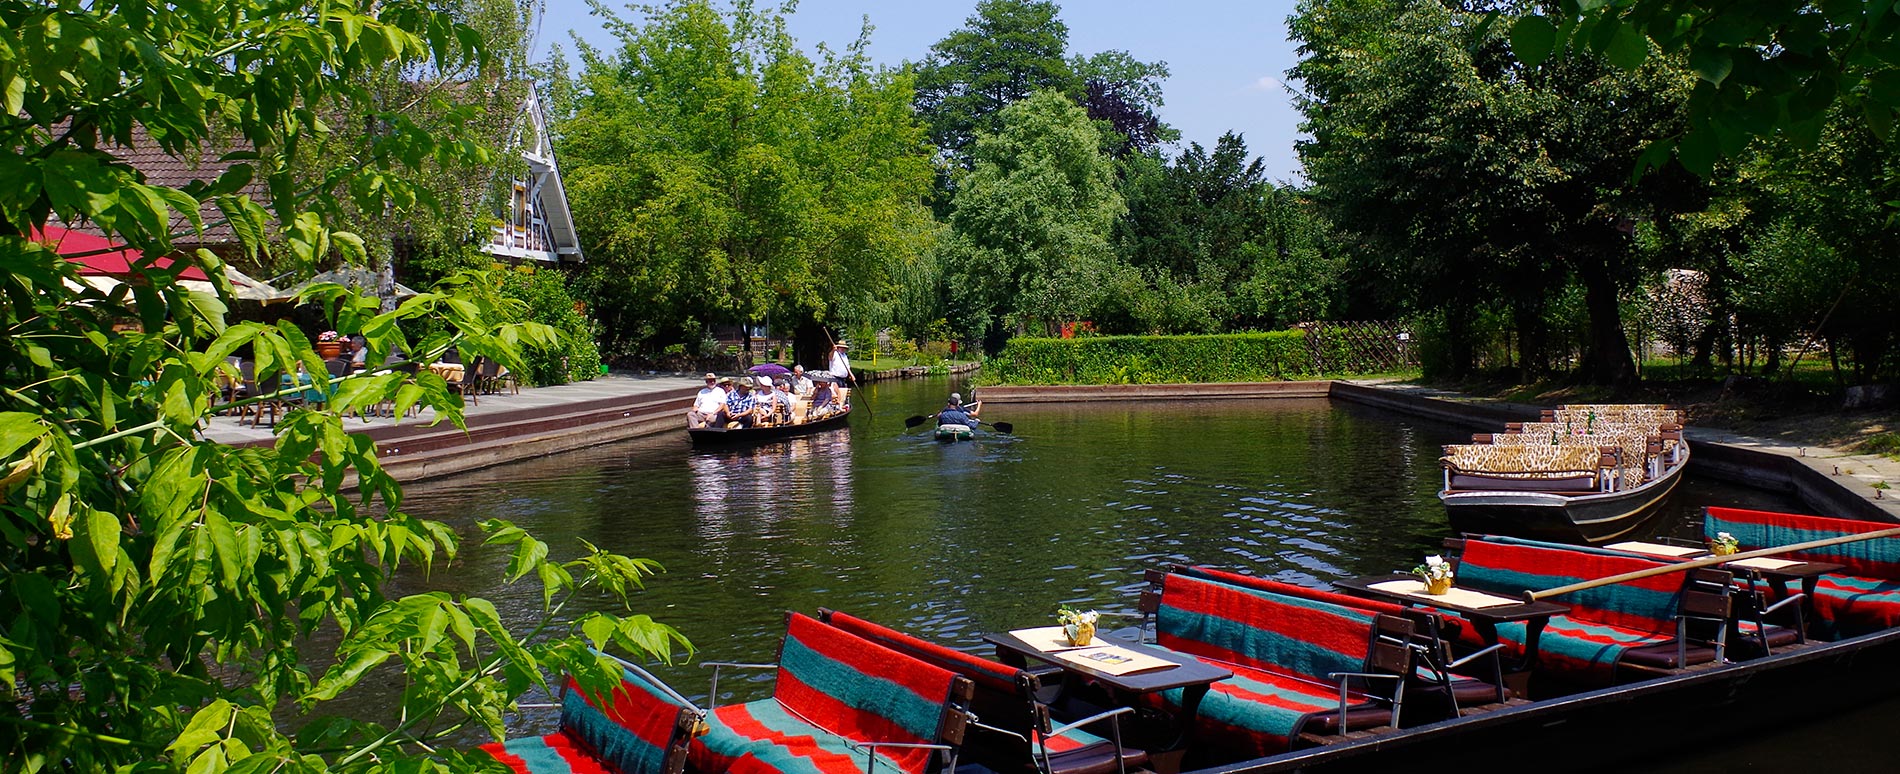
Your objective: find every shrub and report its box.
[984,332,1348,385]
[498,269,602,385]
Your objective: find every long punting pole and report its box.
[1524,525,1900,602]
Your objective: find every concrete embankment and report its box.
[976,379,1900,522]
[852,361,981,382]
[203,375,699,488]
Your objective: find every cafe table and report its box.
[1334,574,1570,672]
[983,627,1230,744]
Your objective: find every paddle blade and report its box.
[903,415,927,429]
[990,421,1013,434]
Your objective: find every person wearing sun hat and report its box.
[687,373,727,428]
[827,340,852,380]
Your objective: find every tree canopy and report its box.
[1,0,683,769]
[560,0,936,359]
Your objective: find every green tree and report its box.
[942,90,1125,345]
[1509,0,1900,174]
[560,0,935,364]
[1292,0,1698,384]
[0,0,683,770]
[913,0,1079,171]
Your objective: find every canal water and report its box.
[393,375,1894,770]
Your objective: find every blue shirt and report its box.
[727,391,756,413]
[937,408,977,427]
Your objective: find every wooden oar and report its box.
[1523,526,1900,601]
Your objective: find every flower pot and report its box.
[1711,543,1738,557]
[316,341,342,360]
[1422,576,1453,595]
[1064,621,1095,647]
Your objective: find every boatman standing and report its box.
[687,373,726,428]
[828,340,851,380]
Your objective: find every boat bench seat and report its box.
[1147,573,1419,758]
[1706,507,1900,638]
[1454,536,1708,686]
[689,613,974,774]
[481,655,704,774]
[815,609,1148,774]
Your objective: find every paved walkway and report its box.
[1350,378,1900,516]
[202,373,704,445]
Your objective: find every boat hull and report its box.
[687,406,851,445]
[1442,445,1688,544]
[1203,625,1900,773]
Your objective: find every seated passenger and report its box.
[687,373,727,428]
[936,396,978,429]
[725,381,759,428]
[810,381,837,419]
[791,365,815,397]
[773,381,797,424]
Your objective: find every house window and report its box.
[512,183,529,231]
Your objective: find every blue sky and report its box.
[531,0,1310,183]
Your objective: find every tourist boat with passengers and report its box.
[1439,404,1690,544]
[687,405,851,446]
[479,505,1900,774]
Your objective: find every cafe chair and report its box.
[450,357,484,406]
[816,608,1149,774]
[478,651,704,774]
[692,612,974,774]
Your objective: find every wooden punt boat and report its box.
[686,405,851,445]
[1441,405,1690,544]
[933,423,974,442]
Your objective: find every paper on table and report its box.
[1605,541,1705,558]
[1010,626,1093,652]
[1727,557,1802,570]
[1049,644,1177,676]
[1368,579,1519,609]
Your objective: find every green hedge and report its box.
[984,332,1352,385]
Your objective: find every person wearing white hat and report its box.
[827,340,852,380]
[687,373,726,428]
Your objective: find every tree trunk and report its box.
[1444,305,1475,378]
[1574,257,1638,387]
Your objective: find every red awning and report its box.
[31,224,210,281]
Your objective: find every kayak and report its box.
[934,423,974,442]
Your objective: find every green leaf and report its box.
[1605,23,1649,70]
[1511,15,1558,67]
[72,507,121,581]
[0,413,50,459]
[1676,129,1717,176]
[305,648,394,701]
[1688,46,1733,86]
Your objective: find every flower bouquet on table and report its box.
[1057,606,1098,647]
[1710,531,1740,557]
[1413,555,1455,595]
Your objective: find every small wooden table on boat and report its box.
[1722,557,1844,620]
[982,630,1231,744]
[1335,574,1571,671]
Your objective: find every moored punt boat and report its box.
[686,405,851,446]
[477,508,1900,774]
[1440,404,1690,544]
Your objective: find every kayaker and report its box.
[936,396,979,429]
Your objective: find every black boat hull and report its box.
[686,406,851,445]
[1442,447,1688,544]
[1199,625,1900,774]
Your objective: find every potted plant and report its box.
[1710,531,1740,557]
[1413,555,1455,595]
[315,330,343,359]
[1057,607,1098,647]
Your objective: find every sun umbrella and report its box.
[748,363,792,376]
[35,224,282,299]
[807,372,846,384]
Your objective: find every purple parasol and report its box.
[748,363,793,376]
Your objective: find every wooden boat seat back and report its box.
[1440,443,1606,477]
[481,656,703,774]
[1455,537,1712,684]
[1705,507,1900,637]
[689,612,974,774]
[815,609,1149,774]
[1149,573,1424,755]
[1448,473,1599,492]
